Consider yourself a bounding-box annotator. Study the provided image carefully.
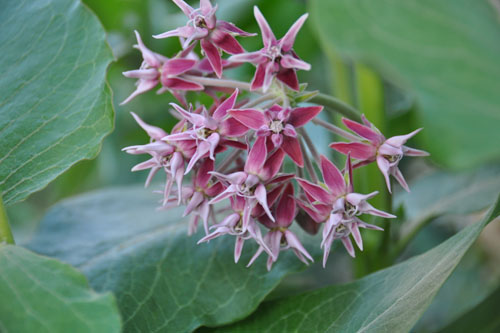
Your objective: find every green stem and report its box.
[0,196,14,244]
[310,93,361,122]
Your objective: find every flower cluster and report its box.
[122,0,428,270]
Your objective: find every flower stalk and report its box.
[0,196,14,245]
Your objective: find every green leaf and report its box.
[437,284,500,333]
[212,197,500,332]
[0,245,121,332]
[395,165,500,224]
[27,186,317,332]
[0,0,114,205]
[310,0,500,169]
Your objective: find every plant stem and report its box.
[311,118,360,142]
[241,94,275,108]
[182,75,255,92]
[299,138,318,183]
[0,196,14,244]
[310,93,361,122]
[298,128,320,162]
[217,149,243,173]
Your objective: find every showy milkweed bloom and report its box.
[229,6,310,92]
[229,104,323,166]
[330,116,430,192]
[297,155,395,266]
[153,0,255,78]
[121,31,203,105]
[248,183,314,271]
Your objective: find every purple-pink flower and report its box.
[297,155,395,266]
[330,116,430,192]
[153,0,255,78]
[229,6,310,92]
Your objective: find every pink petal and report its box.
[130,112,167,140]
[251,63,267,91]
[213,89,238,120]
[217,21,257,37]
[284,230,313,262]
[185,142,210,174]
[163,58,196,76]
[288,106,323,128]
[212,30,245,54]
[350,223,363,251]
[145,167,160,187]
[255,183,274,222]
[163,77,204,91]
[219,118,249,137]
[276,68,299,91]
[393,167,410,192]
[210,171,248,185]
[376,155,392,193]
[172,0,194,17]
[234,236,245,263]
[280,54,311,71]
[385,128,423,147]
[228,51,267,64]
[201,39,223,78]
[195,158,214,188]
[262,61,276,93]
[281,136,303,167]
[342,237,356,258]
[228,109,267,129]
[276,183,295,227]
[131,158,157,172]
[253,6,276,48]
[403,146,430,157]
[296,200,329,223]
[183,191,204,216]
[283,124,297,138]
[280,13,308,52]
[207,132,220,160]
[134,30,161,68]
[329,142,376,160]
[245,136,267,174]
[345,153,354,193]
[320,155,346,196]
[262,148,285,180]
[247,246,265,267]
[120,79,158,105]
[322,234,334,268]
[209,184,238,204]
[123,68,158,80]
[296,179,332,205]
[169,103,206,127]
[342,118,382,144]
[163,131,194,142]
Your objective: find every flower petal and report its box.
[228,109,268,129]
[280,13,308,52]
[342,118,383,143]
[320,155,346,196]
[120,79,158,105]
[195,158,214,188]
[134,30,162,68]
[201,39,223,78]
[172,0,194,17]
[163,58,196,76]
[376,155,392,193]
[403,146,430,157]
[213,89,238,120]
[296,179,332,205]
[245,136,267,174]
[250,63,267,91]
[217,20,257,37]
[350,223,363,251]
[276,68,299,91]
[393,167,410,192]
[342,237,356,258]
[212,30,245,54]
[288,106,323,128]
[229,51,267,64]
[262,148,285,180]
[234,236,245,263]
[219,118,249,137]
[276,183,295,227]
[130,112,167,140]
[284,229,313,262]
[385,128,423,147]
[163,78,203,91]
[255,183,275,222]
[329,142,376,160]
[280,54,311,71]
[281,136,303,167]
[253,6,276,48]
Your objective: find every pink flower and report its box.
[228,6,310,92]
[297,155,395,266]
[197,195,272,263]
[330,116,430,192]
[121,31,203,105]
[248,183,313,271]
[123,113,197,205]
[208,136,290,230]
[163,89,249,174]
[153,0,255,78]
[229,104,322,166]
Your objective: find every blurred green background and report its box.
[6,0,500,331]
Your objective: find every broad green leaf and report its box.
[0,245,121,332]
[28,186,318,332]
[310,0,500,169]
[0,0,114,205]
[212,197,500,332]
[395,165,500,225]
[438,283,500,333]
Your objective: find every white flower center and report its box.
[269,120,283,133]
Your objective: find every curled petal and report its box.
[280,54,311,71]
[350,223,363,251]
[123,68,158,80]
[210,171,248,185]
[255,183,274,222]
[329,142,376,161]
[393,167,410,192]
[284,230,313,263]
[217,21,257,37]
[376,155,392,193]
[342,237,356,258]
[234,236,245,263]
[134,30,161,68]
[280,13,308,52]
[172,0,194,17]
[183,191,204,217]
[169,103,206,127]
[201,39,223,78]
[403,146,430,157]
[385,128,423,147]
[153,26,194,40]
[320,155,346,196]
[130,112,167,140]
[253,6,276,48]
[288,106,323,128]
[208,184,238,204]
[120,79,158,105]
[131,158,157,172]
[342,118,383,144]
